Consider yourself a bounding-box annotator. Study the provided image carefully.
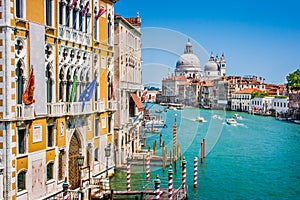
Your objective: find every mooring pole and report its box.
[127,156,131,191]
[194,157,198,188]
[168,164,173,200]
[146,147,151,182]
[154,174,161,200]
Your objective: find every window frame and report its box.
[17,127,27,155]
[17,170,27,192]
[45,0,54,27]
[46,162,54,181]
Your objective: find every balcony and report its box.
[106,100,117,112]
[95,100,106,113]
[16,104,35,120]
[46,102,92,116]
[58,25,91,46]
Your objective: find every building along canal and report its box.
[110,104,300,199]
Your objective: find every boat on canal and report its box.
[226,118,237,125]
[233,113,242,119]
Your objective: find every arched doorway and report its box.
[68,132,82,189]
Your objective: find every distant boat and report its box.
[233,114,242,119]
[195,116,205,122]
[155,109,163,113]
[152,128,160,133]
[213,114,222,120]
[294,120,300,124]
[226,118,237,125]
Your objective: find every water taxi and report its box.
[195,116,205,122]
[233,114,242,119]
[226,118,237,125]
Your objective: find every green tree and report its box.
[287,69,300,91]
[251,91,269,98]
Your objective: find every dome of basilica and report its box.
[176,53,201,68]
[175,39,201,69]
[204,61,218,72]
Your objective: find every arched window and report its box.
[46,63,53,103]
[17,170,26,192]
[65,0,71,27]
[16,60,25,104]
[72,8,77,29]
[59,67,65,101]
[66,68,72,102]
[59,1,64,25]
[47,162,54,181]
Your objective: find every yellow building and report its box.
[0,0,118,199]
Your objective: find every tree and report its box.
[251,91,269,98]
[287,69,300,91]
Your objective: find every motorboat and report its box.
[233,114,242,119]
[294,120,300,124]
[195,116,205,122]
[226,118,237,125]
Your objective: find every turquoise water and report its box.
[111,105,300,199]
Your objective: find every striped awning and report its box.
[130,93,144,111]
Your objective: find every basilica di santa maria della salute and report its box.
[161,39,227,107]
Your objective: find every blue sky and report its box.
[115,0,300,86]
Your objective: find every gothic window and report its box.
[85,10,89,33]
[66,68,72,102]
[72,8,77,29]
[59,1,64,25]
[46,63,53,103]
[79,4,83,31]
[16,0,24,18]
[93,6,98,40]
[16,60,25,104]
[46,0,53,26]
[59,67,65,101]
[18,128,26,154]
[65,0,71,27]
[47,162,54,181]
[17,170,26,191]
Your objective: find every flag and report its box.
[96,7,106,20]
[22,68,35,105]
[81,1,89,17]
[69,74,77,102]
[78,76,97,111]
[68,0,78,10]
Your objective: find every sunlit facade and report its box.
[0,0,118,199]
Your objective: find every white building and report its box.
[250,96,274,113]
[272,97,289,114]
[231,88,262,112]
[114,14,143,166]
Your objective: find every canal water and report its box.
[111,104,300,199]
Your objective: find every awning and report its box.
[130,93,144,111]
